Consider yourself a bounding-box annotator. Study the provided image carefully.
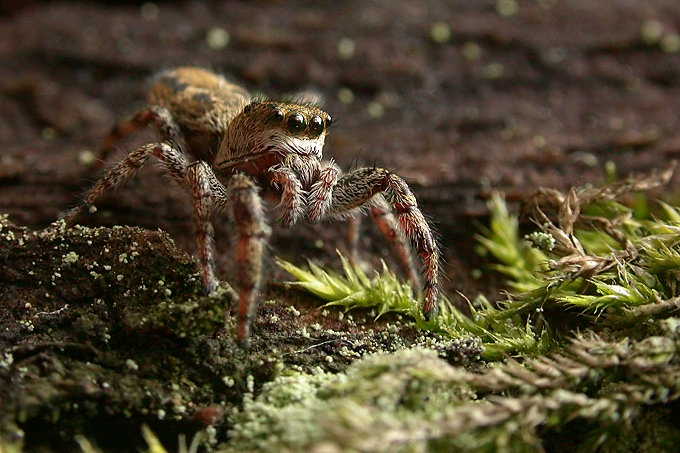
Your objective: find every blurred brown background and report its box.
[1,0,679,297]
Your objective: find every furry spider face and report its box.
[219,100,332,163]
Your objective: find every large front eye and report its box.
[309,115,324,137]
[268,108,285,123]
[286,112,307,134]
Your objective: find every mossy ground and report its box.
[219,167,680,453]
[0,216,478,451]
[4,166,680,452]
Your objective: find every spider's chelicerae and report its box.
[65,67,440,346]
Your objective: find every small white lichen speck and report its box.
[62,251,79,264]
[286,306,301,317]
[125,359,139,371]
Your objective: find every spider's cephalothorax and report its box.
[65,67,440,347]
[216,100,332,189]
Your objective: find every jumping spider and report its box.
[64,67,440,346]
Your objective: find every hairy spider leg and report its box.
[227,174,270,347]
[307,160,340,222]
[66,105,190,223]
[187,164,269,347]
[369,197,420,287]
[96,107,185,167]
[67,138,270,346]
[307,161,421,289]
[64,141,189,225]
[64,140,216,289]
[324,167,440,319]
[186,162,219,296]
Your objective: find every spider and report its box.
[64,67,440,347]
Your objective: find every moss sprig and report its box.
[279,252,552,360]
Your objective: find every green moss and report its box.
[263,165,680,451]
[281,164,680,360]
[279,252,553,360]
[5,165,680,451]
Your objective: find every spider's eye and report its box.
[268,108,285,123]
[286,112,307,134]
[309,115,324,137]
[243,102,254,113]
[325,114,332,127]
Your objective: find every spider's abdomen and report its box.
[148,67,251,139]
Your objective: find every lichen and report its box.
[225,320,680,452]
[226,348,476,452]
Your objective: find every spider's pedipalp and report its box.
[308,160,340,222]
[268,167,305,226]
